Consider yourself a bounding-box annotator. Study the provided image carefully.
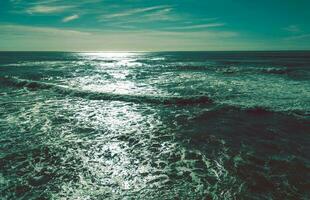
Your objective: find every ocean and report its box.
[0,51,309,199]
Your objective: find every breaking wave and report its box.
[0,77,213,105]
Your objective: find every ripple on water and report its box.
[0,94,244,199]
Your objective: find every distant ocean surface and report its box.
[0,51,309,199]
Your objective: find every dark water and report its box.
[0,51,309,199]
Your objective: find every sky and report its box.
[0,0,310,51]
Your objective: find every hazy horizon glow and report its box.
[1,0,310,51]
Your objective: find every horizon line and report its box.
[1,50,310,53]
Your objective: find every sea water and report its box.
[0,51,309,199]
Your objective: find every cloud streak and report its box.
[99,5,172,20]
[62,14,79,22]
[284,34,310,41]
[11,0,101,15]
[0,24,91,37]
[165,23,225,30]
[284,25,301,33]
[26,5,74,14]
[0,24,240,51]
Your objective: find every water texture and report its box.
[0,51,309,199]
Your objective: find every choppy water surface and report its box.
[0,51,309,199]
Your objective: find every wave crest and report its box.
[0,77,213,105]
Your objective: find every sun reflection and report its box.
[66,52,166,97]
[56,100,174,196]
[77,52,144,61]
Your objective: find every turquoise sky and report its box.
[1,0,310,51]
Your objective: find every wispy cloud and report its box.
[0,24,240,51]
[101,8,178,26]
[283,25,310,41]
[142,8,177,21]
[26,5,73,14]
[62,14,79,22]
[99,5,172,20]
[0,24,91,37]
[284,25,301,33]
[166,23,225,30]
[10,0,100,15]
[11,0,100,6]
[284,34,310,41]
